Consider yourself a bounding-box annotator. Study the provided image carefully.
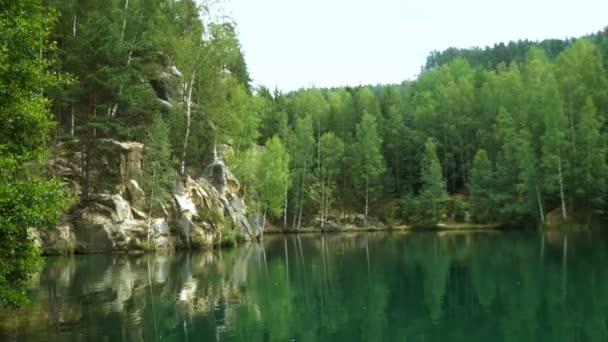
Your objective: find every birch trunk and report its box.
[568,85,576,155]
[364,173,369,222]
[558,156,567,220]
[70,105,75,137]
[109,42,135,117]
[147,169,156,243]
[536,185,544,223]
[71,13,76,135]
[320,169,325,229]
[283,184,288,230]
[297,196,304,230]
[120,0,129,41]
[262,204,267,233]
[297,160,308,230]
[72,13,77,37]
[180,76,195,174]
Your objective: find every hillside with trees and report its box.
[10,0,608,231]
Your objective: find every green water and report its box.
[1,231,608,341]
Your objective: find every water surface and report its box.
[1,230,608,341]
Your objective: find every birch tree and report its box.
[257,137,290,232]
[288,115,314,229]
[353,112,385,221]
[312,132,344,227]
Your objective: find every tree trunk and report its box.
[536,185,544,223]
[147,168,156,243]
[283,184,288,230]
[395,143,401,195]
[365,173,369,222]
[70,12,77,137]
[72,13,77,37]
[120,0,129,41]
[321,169,325,229]
[70,105,75,137]
[297,196,304,230]
[262,204,267,233]
[459,132,466,188]
[180,76,195,174]
[557,156,567,220]
[109,39,135,117]
[568,85,576,156]
[297,160,308,230]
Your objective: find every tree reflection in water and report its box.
[1,230,608,342]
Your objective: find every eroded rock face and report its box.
[150,53,183,110]
[206,158,240,196]
[39,139,255,254]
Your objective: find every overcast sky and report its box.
[220,0,608,91]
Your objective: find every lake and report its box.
[1,230,608,341]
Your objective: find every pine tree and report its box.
[468,149,496,223]
[417,138,447,226]
[494,107,541,225]
[142,115,173,242]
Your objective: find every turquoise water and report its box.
[1,231,608,341]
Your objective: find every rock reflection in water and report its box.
[1,231,608,342]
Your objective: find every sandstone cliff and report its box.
[34,139,258,254]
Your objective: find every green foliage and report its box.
[450,198,467,222]
[400,194,418,225]
[0,0,72,308]
[353,112,385,216]
[468,149,497,223]
[141,115,173,207]
[571,97,608,215]
[311,132,345,223]
[494,107,539,225]
[257,136,290,218]
[382,201,398,225]
[416,139,447,225]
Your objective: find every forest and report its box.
[6,0,608,227]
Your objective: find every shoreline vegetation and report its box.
[263,223,503,234]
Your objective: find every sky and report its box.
[218,0,608,92]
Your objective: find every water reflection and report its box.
[1,231,608,341]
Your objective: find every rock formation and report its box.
[35,139,257,254]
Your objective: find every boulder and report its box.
[354,214,367,227]
[326,220,341,230]
[31,222,77,254]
